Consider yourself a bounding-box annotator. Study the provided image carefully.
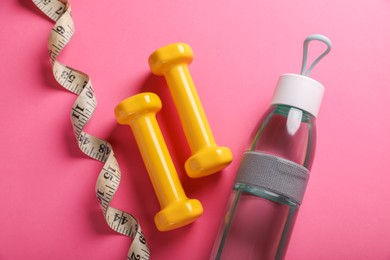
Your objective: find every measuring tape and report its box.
[31,0,150,259]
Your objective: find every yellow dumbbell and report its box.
[115,92,203,231]
[148,43,233,178]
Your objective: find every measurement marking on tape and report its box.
[31,0,150,259]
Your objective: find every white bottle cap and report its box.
[271,73,324,117]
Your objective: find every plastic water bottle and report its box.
[210,35,332,260]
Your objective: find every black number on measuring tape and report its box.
[114,213,129,225]
[98,144,106,153]
[103,171,113,181]
[68,74,76,83]
[139,233,147,245]
[55,7,64,15]
[42,0,51,5]
[85,89,94,99]
[60,70,77,83]
[97,144,111,155]
[72,104,85,120]
[61,70,68,79]
[75,104,84,112]
[113,213,120,222]
[72,113,79,120]
[83,138,90,145]
[130,253,141,260]
[96,189,105,205]
[56,26,65,35]
[79,135,90,145]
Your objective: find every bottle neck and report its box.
[249,104,317,170]
[273,104,314,123]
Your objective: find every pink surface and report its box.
[1,0,390,259]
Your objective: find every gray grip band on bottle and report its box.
[235,151,310,204]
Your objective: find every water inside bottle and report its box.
[213,184,298,260]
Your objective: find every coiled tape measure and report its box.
[31,0,150,259]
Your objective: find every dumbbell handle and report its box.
[129,113,187,207]
[164,64,215,151]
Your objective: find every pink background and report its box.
[1,0,390,259]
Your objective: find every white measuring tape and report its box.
[31,0,150,259]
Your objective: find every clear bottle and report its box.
[210,35,331,260]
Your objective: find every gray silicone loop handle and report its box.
[235,151,310,204]
[300,34,332,76]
